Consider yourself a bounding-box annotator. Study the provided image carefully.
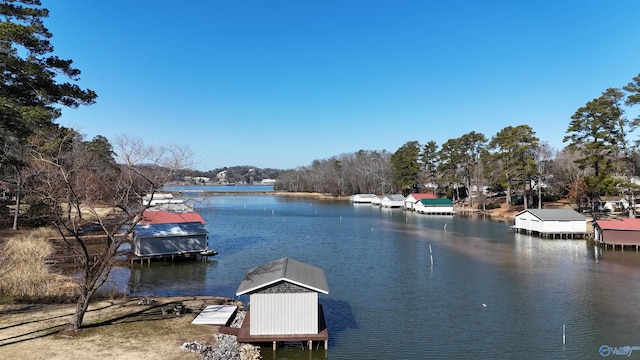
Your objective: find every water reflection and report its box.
[128,261,212,296]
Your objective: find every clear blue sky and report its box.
[45,0,640,171]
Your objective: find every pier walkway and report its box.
[220,306,328,351]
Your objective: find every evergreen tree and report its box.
[391,141,421,195]
[0,0,97,167]
[564,88,622,178]
[488,125,539,208]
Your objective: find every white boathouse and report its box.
[233,257,329,350]
[512,208,587,239]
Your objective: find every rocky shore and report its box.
[182,310,262,360]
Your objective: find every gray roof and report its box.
[236,257,329,296]
[516,208,586,221]
[383,194,405,201]
[133,222,208,238]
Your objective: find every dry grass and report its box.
[0,228,73,300]
[0,296,234,359]
[60,202,119,221]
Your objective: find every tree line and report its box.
[276,73,640,213]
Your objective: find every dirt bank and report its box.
[0,296,240,360]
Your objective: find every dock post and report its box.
[308,340,313,350]
[272,341,277,351]
[324,340,328,350]
[429,244,433,266]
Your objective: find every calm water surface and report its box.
[121,195,640,359]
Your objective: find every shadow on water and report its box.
[320,298,358,346]
[258,299,357,360]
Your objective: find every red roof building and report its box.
[140,210,206,225]
[404,193,437,210]
[593,218,640,247]
[411,193,437,200]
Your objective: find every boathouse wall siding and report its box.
[595,230,640,246]
[134,235,207,256]
[515,216,585,233]
[249,292,318,335]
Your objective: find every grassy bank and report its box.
[0,296,237,359]
[0,228,74,302]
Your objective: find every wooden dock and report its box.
[220,306,328,351]
[120,250,215,267]
[511,227,588,239]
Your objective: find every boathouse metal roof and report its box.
[236,257,329,296]
[383,194,405,201]
[139,210,206,225]
[594,218,640,230]
[419,198,454,206]
[515,209,586,221]
[133,222,208,238]
[407,193,437,200]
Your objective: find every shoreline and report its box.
[172,189,536,221]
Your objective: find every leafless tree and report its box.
[549,147,589,197]
[26,131,191,331]
[534,142,556,208]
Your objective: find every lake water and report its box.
[121,195,640,359]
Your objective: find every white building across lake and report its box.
[380,194,405,208]
[414,198,454,215]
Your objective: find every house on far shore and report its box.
[512,208,587,239]
[414,198,454,215]
[404,193,436,210]
[381,194,405,208]
[593,218,640,250]
[596,196,629,213]
[232,257,329,351]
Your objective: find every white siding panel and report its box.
[571,221,587,232]
[250,293,318,335]
[530,219,541,232]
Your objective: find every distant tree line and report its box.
[275,73,640,212]
[274,150,393,196]
[174,166,283,184]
